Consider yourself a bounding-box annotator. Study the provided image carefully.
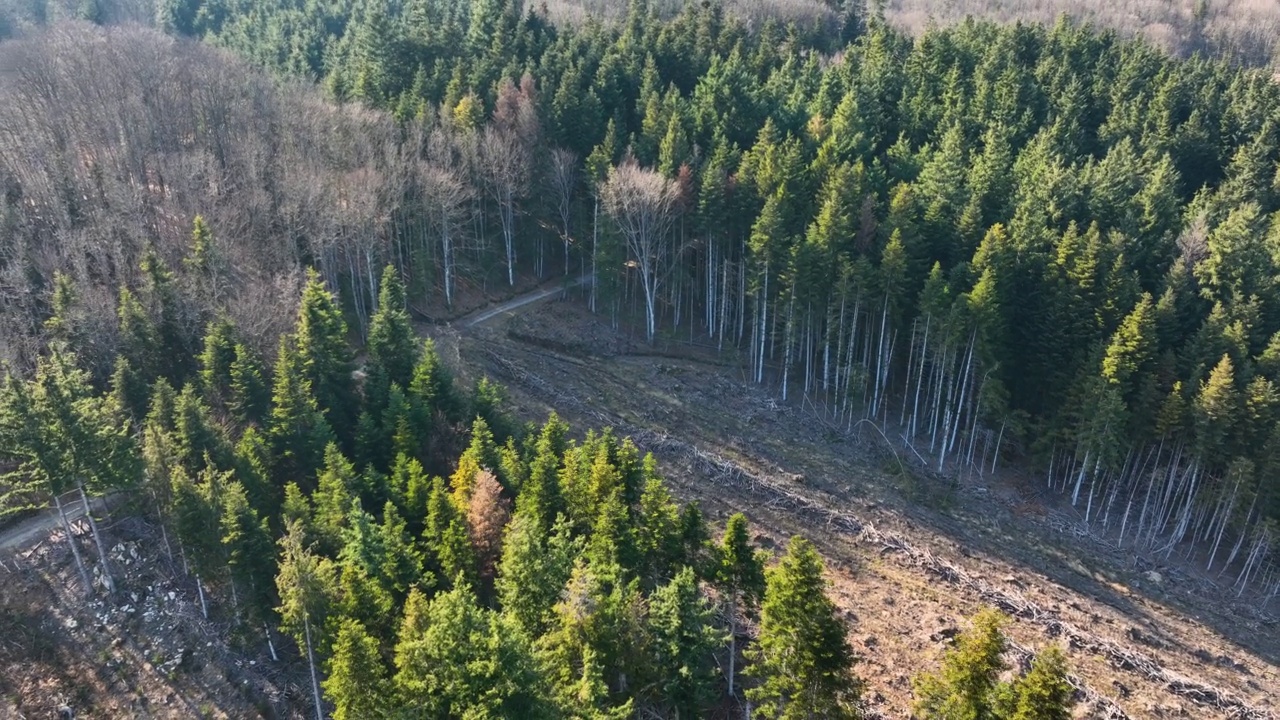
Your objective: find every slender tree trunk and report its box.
[55,492,93,596]
[197,575,208,619]
[726,593,737,697]
[304,612,325,720]
[78,482,114,594]
[265,623,279,662]
[1207,470,1243,572]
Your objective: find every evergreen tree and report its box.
[220,478,275,618]
[393,580,551,717]
[1003,646,1074,720]
[715,512,766,698]
[198,317,238,408]
[294,269,358,445]
[268,338,335,487]
[745,536,860,719]
[228,342,269,425]
[912,608,1007,720]
[323,618,392,720]
[276,519,338,720]
[497,511,581,636]
[647,566,723,717]
[0,347,139,595]
[366,265,418,415]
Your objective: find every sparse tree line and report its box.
[3,3,1280,595]
[1,266,1075,718]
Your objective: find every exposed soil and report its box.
[431,295,1279,720]
[0,510,305,720]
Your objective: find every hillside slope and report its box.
[447,298,1279,719]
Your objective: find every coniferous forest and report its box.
[1,0,1280,714]
[3,267,1074,718]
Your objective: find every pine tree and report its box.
[322,618,392,720]
[912,607,1007,720]
[647,566,723,718]
[746,536,860,719]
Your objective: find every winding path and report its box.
[458,273,592,328]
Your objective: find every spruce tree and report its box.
[198,317,238,408]
[366,265,417,415]
[393,579,551,717]
[276,519,338,720]
[647,566,723,718]
[268,338,335,487]
[1004,646,1074,720]
[745,536,860,719]
[294,269,358,445]
[219,479,275,618]
[912,608,1007,720]
[228,342,269,425]
[716,512,766,698]
[497,511,581,636]
[323,618,392,720]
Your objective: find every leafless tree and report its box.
[601,159,682,343]
[549,147,579,276]
[480,125,530,287]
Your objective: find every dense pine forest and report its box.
[1,266,1076,717]
[2,0,1279,599]
[1,0,1279,713]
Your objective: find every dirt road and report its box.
[0,494,105,554]
[458,274,592,328]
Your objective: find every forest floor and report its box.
[432,291,1280,720]
[0,512,302,719]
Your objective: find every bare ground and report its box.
[0,511,306,719]
[434,296,1279,720]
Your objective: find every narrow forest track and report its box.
[456,273,592,328]
[0,494,107,554]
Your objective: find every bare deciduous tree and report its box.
[602,159,682,343]
[549,147,579,276]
